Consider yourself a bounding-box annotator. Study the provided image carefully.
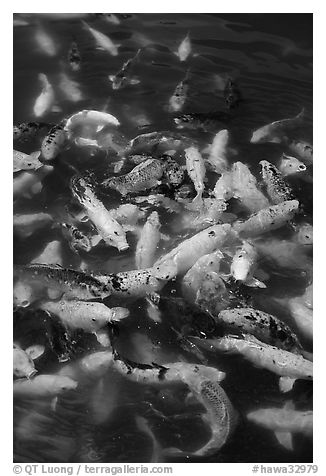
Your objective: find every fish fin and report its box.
[96,46,105,51]
[279,376,296,393]
[108,75,115,82]
[95,330,111,347]
[184,391,198,406]
[96,125,105,133]
[269,137,282,144]
[51,397,58,412]
[128,78,141,85]
[202,145,211,154]
[160,233,170,241]
[297,108,305,120]
[146,300,162,323]
[244,277,267,288]
[25,344,45,360]
[30,151,42,160]
[274,431,293,451]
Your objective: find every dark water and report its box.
[13,13,313,463]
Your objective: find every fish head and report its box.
[13,348,37,379]
[279,154,306,176]
[250,126,270,143]
[110,307,130,321]
[153,259,178,281]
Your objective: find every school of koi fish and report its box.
[13,13,313,463]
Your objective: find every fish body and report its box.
[82,21,119,55]
[108,49,141,89]
[288,140,313,163]
[250,109,305,144]
[14,264,113,300]
[185,146,206,207]
[288,296,313,341]
[278,154,307,176]
[260,160,294,204]
[174,111,231,131]
[196,335,313,381]
[58,71,84,102]
[175,33,191,61]
[203,129,230,174]
[103,159,164,196]
[13,165,54,200]
[213,172,234,201]
[135,211,161,269]
[232,162,270,213]
[68,41,81,71]
[13,213,53,239]
[31,240,62,266]
[232,200,299,238]
[247,402,312,450]
[13,374,77,399]
[230,241,257,282]
[154,223,234,277]
[33,73,55,117]
[39,300,129,333]
[168,71,190,112]
[13,122,51,141]
[216,308,302,353]
[13,150,42,173]
[94,267,173,298]
[41,122,68,161]
[34,25,57,56]
[71,175,129,251]
[223,78,242,109]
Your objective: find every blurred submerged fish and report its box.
[14,212,53,239]
[135,416,163,463]
[250,109,305,144]
[168,70,190,113]
[174,32,191,62]
[13,165,54,200]
[58,71,84,102]
[174,111,231,131]
[260,160,295,204]
[33,73,56,118]
[82,21,120,55]
[13,374,78,399]
[60,223,93,253]
[108,49,141,90]
[13,150,42,173]
[34,23,57,57]
[287,139,313,163]
[278,153,307,176]
[247,401,312,451]
[223,78,242,109]
[68,41,81,71]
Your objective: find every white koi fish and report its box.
[135,211,161,269]
[174,33,191,62]
[33,73,56,117]
[250,109,305,144]
[185,146,206,209]
[154,223,234,277]
[13,374,78,399]
[82,21,120,56]
[202,129,231,174]
[230,241,266,288]
[71,175,129,251]
[34,23,57,57]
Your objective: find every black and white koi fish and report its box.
[108,49,141,90]
[251,109,305,144]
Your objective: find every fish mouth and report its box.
[28,369,38,379]
[118,243,129,252]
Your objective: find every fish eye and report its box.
[299,164,306,170]
[92,318,96,322]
